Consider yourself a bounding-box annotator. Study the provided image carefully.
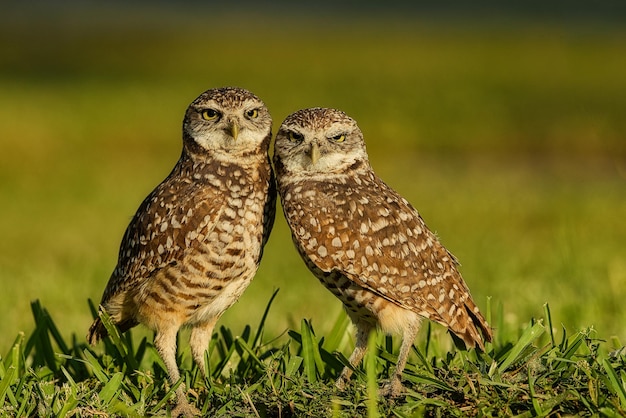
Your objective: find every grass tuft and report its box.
[1,295,626,416]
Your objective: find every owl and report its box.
[273,107,492,397]
[87,87,276,416]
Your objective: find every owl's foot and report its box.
[335,376,349,391]
[379,377,405,398]
[171,400,201,417]
[336,364,357,391]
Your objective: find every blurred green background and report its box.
[1,2,625,354]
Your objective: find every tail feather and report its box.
[455,304,493,351]
[87,318,107,345]
[468,305,493,343]
[87,307,137,345]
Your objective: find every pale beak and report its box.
[228,121,239,140]
[309,143,321,165]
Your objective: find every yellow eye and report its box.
[201,109,220,121]
[288,132,304,143]
[246,109,259,119]
[331,134,346,143]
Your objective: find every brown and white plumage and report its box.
[88,87,275,415]
[273,107,491,396]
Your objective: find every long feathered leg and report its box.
[154,326,199,417]
[381,318,421,397]
[190,317,219,378]
[336,320,375,390]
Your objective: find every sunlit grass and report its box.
[3,297,626,416]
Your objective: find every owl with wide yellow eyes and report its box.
[88,87,276,416]
[273,107,492,396]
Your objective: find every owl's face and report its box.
[273,108,369,177]
[183,87,272,157]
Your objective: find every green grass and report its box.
[0,12,625,415]
[2,296,626,416]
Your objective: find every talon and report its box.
[171,401,201,417]
[380,379,405,398]
[335,376,348,391]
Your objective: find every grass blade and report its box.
[365,331,379,418]
[424,321,431,359]
[150,377,182,415]
[497,321,544,373]
[83,349,109,383]
[98,307,139,371]
[603,359,626,408]
[527,368,543,416]
[28,300,58,372]
[8,332,25,383]
[0,366,16,408]
[543,303,555,347]
[235,337,265,370]
[285,356,303,377]
[251,288,279,349]
[99,371,124,404]
[212,327,238,378]
[301,319,318,383]
[403,370,455,392]
[324,310,350,354]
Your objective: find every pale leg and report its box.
[381,319,421,397]
[154,326,199,417]
[336,320,374,390]
[190,317,219,378]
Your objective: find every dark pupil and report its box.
[247,110,255,116]
[293,133,303,140]
[205,109,216,117]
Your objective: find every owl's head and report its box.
[273,108,370,178]
[183,87,272,159]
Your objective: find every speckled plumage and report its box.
[273,107,492,396]
[88,87,275,415]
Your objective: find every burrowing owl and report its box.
[273,108,492,396]
[87,87,275,415]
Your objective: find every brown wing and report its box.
[99,163,223,305]
[284,173,492,347]
[88,161,223,343]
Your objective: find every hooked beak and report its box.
[308,143,321,165]
[228,120,239,140]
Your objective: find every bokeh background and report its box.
[1,1,625,354]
